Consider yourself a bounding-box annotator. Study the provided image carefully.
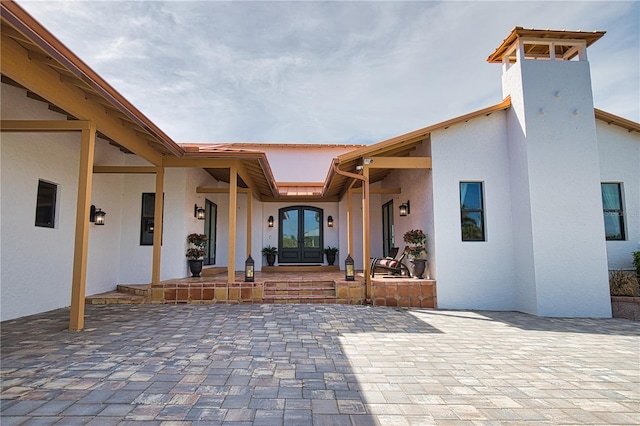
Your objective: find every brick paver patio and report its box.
[1,304,638,425]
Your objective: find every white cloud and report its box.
[16,0,640,144]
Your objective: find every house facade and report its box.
[2,1,639,326]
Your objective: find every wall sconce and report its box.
[90,205,106,225]
[345,254,355,281]
[194,204,205,220]
[268,215,274,228]
[399,200,410,217]
[244,255,255,282]
[327,216,334,227]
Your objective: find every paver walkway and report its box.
[1,304,638,425]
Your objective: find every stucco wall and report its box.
[431,112,517,310]
[117,165,220,283]
[86,137,126,296]
[597,121,640,270]
[1,83,80,320]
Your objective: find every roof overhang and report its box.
[487,27,606,63]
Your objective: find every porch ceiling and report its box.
[325,135,426,198]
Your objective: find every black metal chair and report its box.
[370,246,410,277]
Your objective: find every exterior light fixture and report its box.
[363,158,373,165]
[399,200,410,217]
[90,205,106,225]
[244,255,255,282]
[327,216,334,227]
[194,204,205,220]
[345,254,355,281]
[268,215,274,228]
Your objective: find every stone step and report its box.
[117,284,149,296]
[85,290,146,305]
[263,281,335,297]
[263,295,338,304]
[263,281,336,302]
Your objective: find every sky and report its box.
[16,1,640,145]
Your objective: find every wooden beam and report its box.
[236,161,258,195]
[366,157,432,169]
[350,187,401,195]
[69,122,96,331]
[151,168,164,284]
[93,166,159,174]
[163,157,237,168]
[228,166,238,282]
[1,35,163,165]
[197,187,251,194]
[1,119,90,131]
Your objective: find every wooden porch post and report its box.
[69,122,96,331]
[362,166,371,303]
[151,167,164,284]
[347,189,353,256]
[246,190,252,257]
[228,165,238,282]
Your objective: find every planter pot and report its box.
[188,259,203,277]
[326,253,336,266]
[266,254,276,266]
[410,259,427,279]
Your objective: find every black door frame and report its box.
[278,206,324,263]
[204,199,217,265]
[382,199,394,257]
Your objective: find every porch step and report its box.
[262,281,337,303]
[262,265,339,273]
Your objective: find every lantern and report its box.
[345,254,355,281]
[244,255,255,282]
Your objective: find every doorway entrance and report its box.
[278,206,323,263]
[382,200,395,257]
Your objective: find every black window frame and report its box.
[601,183,626,241]
[140,192,163,246]
[35,180,57,228]
[460,181,485,242]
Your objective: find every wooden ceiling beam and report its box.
[1,119,91,131]
[163,157,236,168]
[93,166,159,174]
[364,157,432,170]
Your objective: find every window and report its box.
[140,193,163,245]
[460,182,485,241]
[601,183,625,240]
[35,180,57,228]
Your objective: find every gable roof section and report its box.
[326,98,513,197]
[1,1,181,159]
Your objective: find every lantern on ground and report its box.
[245,255,255,282]
[345,254,355,281]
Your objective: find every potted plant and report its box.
[261,245,278,266]
[186,233,207,277]
[403,229,428,279]
[324,246,339,265]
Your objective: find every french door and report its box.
[382,200,394,257]
[278,206,324,263]
[204,200,217,265]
